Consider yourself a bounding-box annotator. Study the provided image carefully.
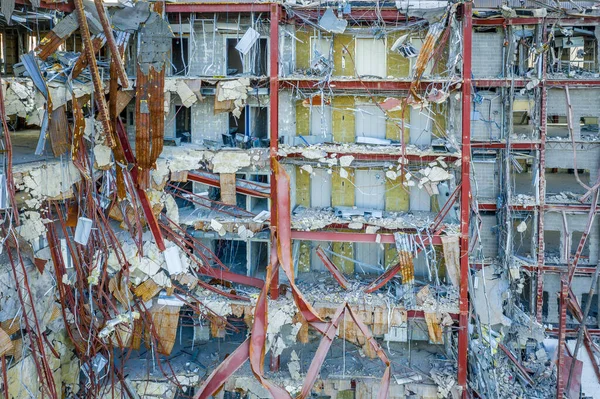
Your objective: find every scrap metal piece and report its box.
[21,52,51,155]
[74,0,115,147]
[93,0,129,88]
[36,13,79,60]
[316,246,349,289]
[319,7,347,33]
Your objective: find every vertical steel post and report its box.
[269,4,280,301]
[458,2,472,395]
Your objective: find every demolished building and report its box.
[0,0,599,397]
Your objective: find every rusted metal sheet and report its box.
[36,13,79,60]
[93,0,129,88]
[47,105,69,156]
[316,246,349,289]
[115,118,166,251]
[135,66,165,188]
[74,0,114,147]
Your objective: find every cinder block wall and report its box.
[473,214,499,259]
[471,160,499,200]
[470,90,503,141]
[471,30,504,78]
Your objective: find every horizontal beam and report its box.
[15,0,73,11]
[286,8,409,22]
[280,79,457,91]
[291,230,443,245]
[522,265,597,275]
[474,78,600,88]
[471,141,539,150]
[283,151,459,163]
[478,202,598,213]
[473,17,600,26]
[165,3,271,13]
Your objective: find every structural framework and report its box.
[0,0,599,398]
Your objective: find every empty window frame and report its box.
[237,173,270,213]
[546,115,569,139]
[310,168,332,208]
[580,116,599,139]
[354,170,385,210]
[355,104,386,140]
[310,105,333,137]
[552,32,597,73]
[544,230,561,262]
[355,38,386,78]
[355,242,384,274]
[174,105,192,143]
[512,96,535,137]
[225,37,268,76]
[544,168,590,196]
[172,37,189,76]
[227,106,269,148]
[215,239,247,275]
[409,107,432,146]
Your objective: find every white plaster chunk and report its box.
[516,220,527,233]
[365,225,380,234]
[211,151,251,173]
[237,225,254,239]
[301,165,313,174]
[339,167,349,179]
[348,222,363,229]
[176,80,197,108]
[164,193,180,225]
[17,211,50,243]
[93,144,113,169]
[301,148,327,159]
[210,219,226,236]
[386,170,398,180]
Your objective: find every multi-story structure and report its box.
[0,0,599,398]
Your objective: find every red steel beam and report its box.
[269,3,280,302]
[471,141,539,150]
[283,151,459,163]
[536,24,548,322]
[15,0,74,11]
[279,79,456,91]
[315,246,349,289]
[115,118,166,251]
[522,264,597,275]
[291,230,444,245]
[165,3,271,13]
[474,17,600,26]
[458,2,472,394]
[557,278,569,398]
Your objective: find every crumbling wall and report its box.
[190,97,229,143]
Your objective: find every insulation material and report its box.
[145,304,181,355]
[424,312,444,344]
[0,327,13,356]
[441,235,460,288]
[219,173,237,205]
